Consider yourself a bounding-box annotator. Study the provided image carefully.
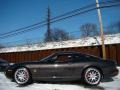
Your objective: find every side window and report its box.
[72,54,86,62]
[74,55,80,59]
[54,54,73,63]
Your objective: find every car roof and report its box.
[54,51,80,55]
[53,51,100,59]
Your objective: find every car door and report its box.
[53,54,82,79]
[28,54,58,80]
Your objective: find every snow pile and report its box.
[0,67,120,90]
[0,33,120,53]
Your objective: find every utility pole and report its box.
[95,0,106,59]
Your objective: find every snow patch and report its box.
[0,33,120,53]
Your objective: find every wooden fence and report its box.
[0,43,120,65]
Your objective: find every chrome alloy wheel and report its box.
[84,68,101,85]
[14,68,30,85]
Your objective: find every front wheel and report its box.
[14,67,31,85]
[83,67,102,86]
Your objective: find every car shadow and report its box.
[101,77,114,82]
[81,84,104,90]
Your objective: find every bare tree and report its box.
[80,23,98,37]
[44,28,72,42]
[52,28,71,41]
[25,39,32,47]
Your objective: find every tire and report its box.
[14,67,31,85]
[83,67,101,86]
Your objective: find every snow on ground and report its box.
[0,67,120,90]
[0,33,120,53]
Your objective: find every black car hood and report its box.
[6,61,41,70]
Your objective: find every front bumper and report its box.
[0,65,8,72]
[103,67,119,77]
[5,69,14,79]
[109,69,119,77]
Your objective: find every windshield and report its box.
[40,53,56,62]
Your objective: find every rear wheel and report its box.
[83,67,101,86]
[14,67,31,85]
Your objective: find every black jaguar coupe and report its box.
[5,51,118,86]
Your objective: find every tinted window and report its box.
[54,54,73,63]
[71,54,88,62]
[40,54,56,63]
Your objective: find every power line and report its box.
[0,1,120,39]
[1,25,119,47]
[1,31,80,47]
[0,0,119,37]
[0,3,94,36]
[51,4,120,24]
[0,3,120,39]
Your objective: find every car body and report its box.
[0,58,9,71]
[5,51,118,86]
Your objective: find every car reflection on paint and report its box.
[5,51,118,86]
